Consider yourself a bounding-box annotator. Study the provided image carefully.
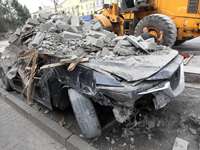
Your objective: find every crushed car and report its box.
[0,12,184,139]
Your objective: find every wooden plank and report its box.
[18,67,29,86]
[40,57,89,70]
[68,53,88,71]
[183,54,194,66]
[40,62,66,70]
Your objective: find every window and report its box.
[81,5,83,9]
[87,12,89,15]
[86,4,88,9]
[82,12,84,16]
[91,11,93,14]
[76,6,79,12]
[90,3,92,7]
[93,2,95,7]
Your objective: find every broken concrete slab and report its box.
[92,21,102,31]
[71,15,81,27]
[55,20,70,31]
[86,36,104,48]
[26,18,40,26]
[116,40,132,47]
[39,12,51,20]
[8,34,19,44]
[145,37,155,43]
[113,46,132,56]
[82,22,92,32]
[135,35,144,42]
[127,36,150,54]
[62,31,83,40]
[111,36,127,46]
[67,25,78,33]
[40,22,54,32]
[38,17,46,23]
[51,15,64,22]
[31,32,45,47]
[101,48,111,56]
[172,138,189,150]
[15,28,22,36]
[140,41,157,50]
[63,15,70,24]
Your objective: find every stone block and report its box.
[116,40,132,47]
[62,31,83,39]
[26,18,40,26]
[51,15,64,22]
[111,35,126,46]
[15,28,21,36]
[40,22,54,31]
[8,34,18,44]
[145,37,155,43]
[38,17,46,23]
[92,21,102,31]
[71,15,81,27]
[101,30,115,39]
[82,22,92,32]
[67,25,78,33]
[139,41,157,50]
[89,30,106,38]
[55,20,70,31]
[113,46,132,56]
[135,35,144,42]
[63,15,69,24]
[86,36,104,48]
[101,47,110,56]
[31,32,45,47]
[39,12,51,20]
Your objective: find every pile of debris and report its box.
[1,12,172,101]
[8,12,170,60]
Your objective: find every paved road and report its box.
[0,97,66,150]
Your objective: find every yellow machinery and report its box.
[94,0,200,47]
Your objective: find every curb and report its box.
[0,88,97,150]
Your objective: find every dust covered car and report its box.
[0,13,184,139]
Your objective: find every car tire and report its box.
[1,76,12,91]
[134,14,177,47]
[68,88,101,139]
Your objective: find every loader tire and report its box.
[134,14,177,47]
[68,88,101,139]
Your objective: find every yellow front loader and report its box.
[94,0,200,47]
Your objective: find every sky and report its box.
[17,0,65,13]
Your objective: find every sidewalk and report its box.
[0,97,66,150]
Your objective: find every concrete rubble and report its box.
[6,12,172,64]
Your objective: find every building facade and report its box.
[33,0,119,18]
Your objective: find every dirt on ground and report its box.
[12,85,200,150]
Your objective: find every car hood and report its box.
[81,50,179,82]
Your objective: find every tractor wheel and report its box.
[68,88,101,139]
[134,14,177,47]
